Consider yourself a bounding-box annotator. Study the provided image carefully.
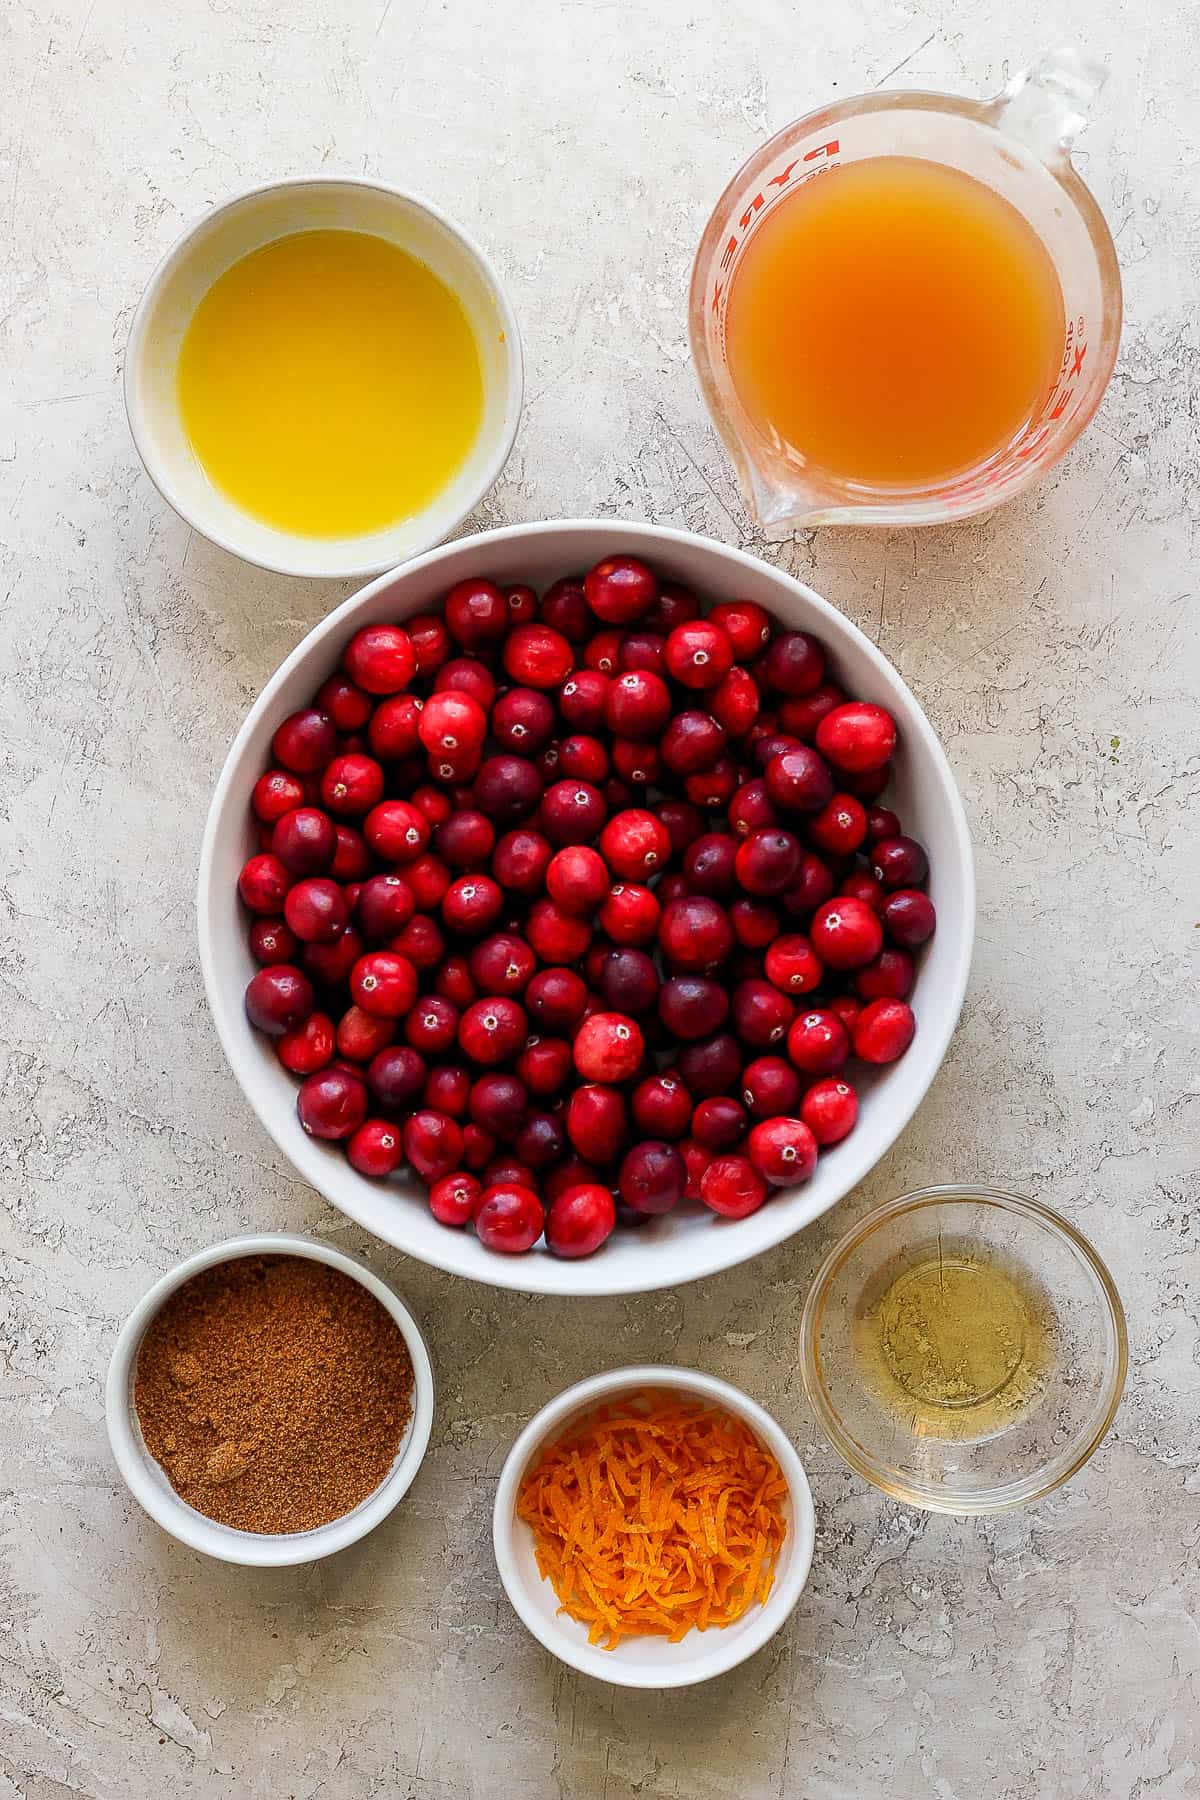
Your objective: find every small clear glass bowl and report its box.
[799,1186,1127,1514]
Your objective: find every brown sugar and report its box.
[134,1255,414,1534]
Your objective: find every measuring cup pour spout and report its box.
[988,45,1108,165]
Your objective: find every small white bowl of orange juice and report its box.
[125,176,523,580]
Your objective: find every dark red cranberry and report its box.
[433,955,476,1009]
[730,897,779,950]
[461,1122,497,1171]
[734,828,802,898]
[742,1056,802,1119]
[645,580,701,634]
[392,914,445,972]
[526,897,591,963]
[683,832,739,898]
[802,1077,858,1145]
[245,965,314,1035]
[540,576,590,642]
[732,979,794,1049]
[810,897,884,970]
[250,915,302,969]
[442,874,504,937]
[808,793,868,856]
[546,845,608,915]
[700,1154,768,1219]
[753,732,803,771]
[631,1071,692,1138]
[728,778,778,840]
[680,1138,714,1200]
[599,948,659,1016]
[474,1184,544,1253]
[882,888,936,948]
[434,810,496,871]
[691,1095,748,1151]
[853,998,916,1063]
[566,1083,627,1162]
[748,1117,817,1186]
[239,852,291,915]
[469,932,536,996]
[423,1063,471,1117]
[516,1035,573,1097]
[492,827,552,895]
[684,754,739,811]
[839,868,885,910]
[787,1008,850,1076]
[546,1184,616,1258]
[558,668,610,730]
[765,746,835,815]
[658,798,706,853]
[779,681,846,742]
[612,737,663,787]
[356,873,415,942]
[604,669,671,739]
[404,995,460,1055]
[871,836,929,889]
[828,993,863,1033]
[444,577,508,648]
[600,883,660,945]
[403,1109,464,1182]
[483,1156,535,1191]
[271,807,337,876]
[816,701,897,772]
[428,1171,480,1228]
[584,555,658,625]
[297,1066,368,1140]
[534,779,602,846]
[492,690,556,758]
[781,851,837,919]
[583,628,622,675]
[302,925,363,988]
[573,1012,644,1083]
[617,631,667,674]
[458,996,528,1065]
[764,631,825,697]
[472,755,543,825]
[865,806,902,844]
[406,612,452,675]
[507,583,540,622]
[284,878,348,944]
[433,656,497,711]
[343,624,416,694]
[658,896,733,972]
[277,1011,335,1074]
[253,769,306,824]
[515,1109,567,1170]
[618,1140,685,1215]
[367,693,423,761]
[469,1071,529,1137]
[855,948,915,1001]
[676,1032,741,1097]
[272,708,337,774]
[664,620,734,689]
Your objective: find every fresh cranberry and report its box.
[604,669,672,740]
[356,873,414,942]
[761,933,822,996]
[617,631,667,674]
[683,755,739,812]
[583,629,623,676]
[573,1012,644,1083]
[566,1083,627,1162]
[584,555,658,624]
[802,1077,858,1145]
[612,738,663,787]
[596,809,668,882]
[364,799,429,865]
[787,1009,850,1076]
[731,979,794,1048]
[808,793,867,856]
[816,702,897,772]
[742,1056,802,1119]
[403,1109,464,1181]
[434,958,476,1013]
[730,897,779,949]
[342,624,416,694]
[253,769,305,824]
[646,581,701,634]
[329,825,370,883]
[469,932,536,996]
[546,845,608,915]
[284,878,348,944]
[335,1004,395,1063]
[678,832,734,899]
[468,1071,529,1137]
[504,583,539,625]
[501,622,574,689]
[546,1184,616,1258]
[871,836,929,889]
[297,1066,368,1140]
[428,1171,480,1227]
[631,1071,692,1138]
[367,693,424,761]
[245,964,314,1035]
[483,1157,535,1191]
[882,888,936,948]
[314,675,372,733]
[680,1138,714,1200]
[865,806,902,844]
[433,811,494,872]
[540,577,590,642]
[319,754,384,819]
[700,1154,768,1219]
[492,827,553,895]
[526,897,591,963]
[467,756,540,826]
[655,801,702,856]
[619,1141,686,1215]
[658,711,723,779]
[676,1032,741,1097]
[475,1183,544,1253]
[362,1045,425,1114]
[599,883,660,945]
[392,914,445,972]
[748,1117,817,1186]
[658,896,733,972]
[764,631,825,697]
[349,950,417,1018]
[250,917,300,965]
[664,620,734,690]
[781,852,837,918]
[734,828,802,898]
[855,948,915,1001]
[515,1109,567,1171]
[728,778,779,839]
[415,691,486,764]
[709,599,772,659]
[401,995,458,1055]
[691,1096,748,1151]
[346,1118,404,1179]
[277,1010,335,1074]
[442,874,504,937]
[828,993,863,1033]
[779,681,846,741]
[433,657,497,711]
[303,925,363,988]
[751,729,801,771]
[558,669,610,730]
[523,967,586,1034]
[239,852,291,914]
[709,667,760,739]
[423,1063,471,1116]
[272,708,337,774]
[461,1123,498,1170]
[387,853,444,918]
[853,998,915,1063]
[489,689,554,758]
[267,808,336,885]
[458,996,528,1066]
[402,611,450,675]
[765,746,835,816]
[535,742,563,786]
[810,897,884,970]
[839,869,885,910]
[598,948,659,1016]
[444,577,508,648]
[516,1035,573,1097]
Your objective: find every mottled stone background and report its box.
[2,0,1197,1794]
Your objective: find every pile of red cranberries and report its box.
[237,557,935,1259]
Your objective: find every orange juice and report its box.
[725,156,1065,490]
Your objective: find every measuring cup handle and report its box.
[988,44,1107,164]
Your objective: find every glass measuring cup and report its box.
[689,48,1122,530]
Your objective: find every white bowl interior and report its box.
[125,178,521,577]
[198,519,974,1296]
[492,1367,815,1688]
[105,1234,435,1566]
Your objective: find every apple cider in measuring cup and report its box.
[724,156,1066,491]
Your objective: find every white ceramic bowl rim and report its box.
[197,517,975,1296]
[104,1232,435,1566]
[123,173,524,580]
[491,1364,816,1687]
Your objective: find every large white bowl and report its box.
[198,519,974,1296]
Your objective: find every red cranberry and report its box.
[605,669,671,739]
[882,888,936,948]
[515,1109,567,1170]
[546,1184,616,1257]
[710,667,761,739]
[330,825,371,883]
[350,950,417,1018]
[732,979,794,1049]
[566,1083,627,1162]
[684,754,739,811]
[546,845,608,915]
[584,555,658,625]
[343,624,416,694]
[764,631,825,697]
[428,1171,480,1227]
[787,1009,850,1076]
[403,611,450,675]
[810,897,884,970]
[600,883,660,946]
[802,1077,858,1145]
[364,799,429,865]
[494,691,557,758]
[781,851,837,919]
[434,957,476,1010]
[573,1012,643,1083]
[253,769,305,824]
[250,917,300,965]
[475,1183,544,1253]
[855,948,915,1001]
[676,1032,741,1097]
[748,1117,817,1186]
[765,746,835,815]
[403,995,459,1055]
[853,998,915,1063]
[433,810,495,872]
[612,738,663,787]
[779,682,846,742]
[558,669,610,730]
[314,675,373,733]
[742,1055,802,1118]
[492,828,552,895]
[461,1123,498,1170]
[442,874,504,937]
[302,924,363,988]
[245,965,314,1035]
[272,708,336,774]
[598,948,659,1016]
[392,914,445,972]
[535,742,563,786]
[761,933,821,996]
[458,996,528,1065]
[735,828,802,898]
[730,897,779,950]
[664,620,734,690]
[709,599,772,659]
[356,873,415,942]
[659,713,723,781]
[320,755,384,819]
[346,1118,404,1179]
[364,1044,426,1111]
[444,578,508,648]
[469,1071,529,1137]
[297,1066,368,1139]
[658,798,706,854]
[336,1004,395,1063]
[645,581,701,634]
[470,755,541,826]
[658,896,733,972]
[871,836,929,889]
[526,966,588,1032]
[505,583,538,625]
[808,793,867,856]
[728,779,778,840]
[277,1010,335,1074]
[540,576,590,642]
[516,1035,573,1097]
[483,1156,535,1190]
[631,1071,692,1138]
[423,1063,471,1116]
[599,809,670,882]
[416,690,486,762]
[700,1154,768,1219]
[681,832,736,899]
[617,631,666,674]
[839,869,885,910]
[816,702,897,773]
[583,629,623,676]
[680,1138,714,1200]
[403,1109,464,1182]
[532,780,600,848]
[366,693,423,761]
[865,806,901,844]
[433,656,497,711]
[270,807,337,876]
[469,932,536,996]
[691,1095,748,1151]
[828,993,863,1033]
[284,878,348,944]
[619,1140,685,1215]
[239,852,291,915]
[501,622,573,689]
[526,897,591,963]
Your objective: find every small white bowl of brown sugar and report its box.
[105,1234,434,1565]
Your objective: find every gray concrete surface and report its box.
[2,1,1198,1795]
